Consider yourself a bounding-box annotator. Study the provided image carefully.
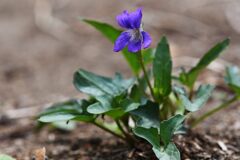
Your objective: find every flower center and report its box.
[128,28,143,42]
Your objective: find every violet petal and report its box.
[113,31,131,52]
[129,8,142,29]
[142,31,151,49]
[128,39,142,53]
[116,11,132,29]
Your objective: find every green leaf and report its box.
[133,127,160,148]
[106,99,140,119]
[160,114,185,146]
[40,100,84,115]
[38,99,95,123]
[0,154,15,160]
[82,19,121,43]
[82,19,154,75]
[87,95,113,114]
[180,39,230,87]
[131,101,160,130]
[120,98,141,112]
[39,113,76,122]
[153,37,172,97]
[74,70,136,116]
[88,96,140,118]
[130,74,148,103]
[74,69,135,97]
[153,143,180,160]
[52,121,76,131]
[174,85,214,112]
[133,127,181,160]
[225,66,240,95]
[174,124,187,135]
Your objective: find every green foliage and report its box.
[39,99,95,123]
[225,66,240,95]
[82,19,121,42]
[106,98,140,119]
[73,70,138,118]
[130,74,148,102]
[131,101,160,129]
[133,127,160,148]
[153,143,180,160]
[38,17,237,160]
[0,154,15,160]
[133,114,184,159]
[160,114,185,146]
[52,121,76,131]
[180,39,230,88]
[87,95,113,114]
[74,69,134,97]
[174,85,214,112]
[134,126,180,159]
[153,36,172,98]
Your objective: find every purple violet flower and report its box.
[113,8,152,53]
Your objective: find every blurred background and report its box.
[1,0,240,110]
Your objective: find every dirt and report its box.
[0,109,239,160]
[1,0,240,159]
[0,88,239,160]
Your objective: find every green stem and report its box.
[191,95,238,128]
[121,115,131,133]
[137,50,156,101]
[189,86,194,100]
[116,120,135,147]
[92,121,126,141]
[161,103,168,120]
[167,97,176,117]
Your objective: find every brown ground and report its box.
[0,0,240,159]
[0,101,239,160]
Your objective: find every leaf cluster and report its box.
[38,19,239,160]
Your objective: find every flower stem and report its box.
[92,121,126,142]
[137,50,156,101]
[191,95,238,128]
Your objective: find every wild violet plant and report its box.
[38,8,240,159]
